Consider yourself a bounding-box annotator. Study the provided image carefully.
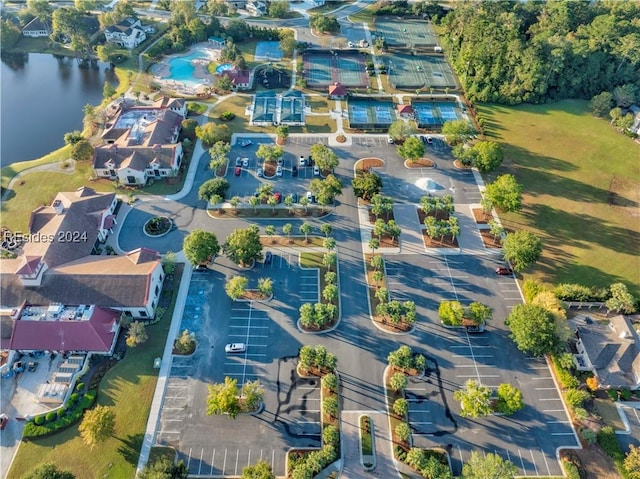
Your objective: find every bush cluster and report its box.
[289,445,337,479]
[23,389,97,438]
[597,426,625,462]
[553,283,608,302]
[551,355,580,389]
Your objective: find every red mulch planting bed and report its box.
[374,316,413,333]
[356,158,384,172]
[453,160,472,170]
[368,210,396,225]
[472,207,491,224]
[417,209,450,223]
[405,158,434,168]
[422,230,459,248]
[479,230,502,248]
[376,234,399,248]
[264,163,277,177]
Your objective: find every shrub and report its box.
[394,445,407,461]
[220,111,235,121]
[45,411,57,422]
[563,459,582,479]
[551,356,579,389]
[621,388,632,400]
[75,382,85,392]
[322,424,340,447]
[565,389,591,409]
[585,376,598,392]
[34,415,45,425]
[573,407,588,421]
[56,408,66,418]
[607,389,619,401]
[523,279,544,303]
[70,393,79,403]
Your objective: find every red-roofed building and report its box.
[221,68,252,91]
[8,306,120,354]
[328,82,347,99]
[397,104,414,118]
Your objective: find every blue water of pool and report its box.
[162,48,210,85]
[215,63,233,74]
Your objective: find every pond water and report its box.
[1,52,118,166]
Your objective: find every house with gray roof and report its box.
[251,91,306,126]
[104,16,146,49]
[280,90,305,126]
[574,315,640,390]
[252,92,277,126]
[22,17,50,38]
[93,98,186,186]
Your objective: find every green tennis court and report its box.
[374,18,438,48]
[303,51,368,88]
[388,54,457,90]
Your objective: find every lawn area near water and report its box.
[478,100,640,297]
[6,266,182,479]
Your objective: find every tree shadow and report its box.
[117,432,145,465]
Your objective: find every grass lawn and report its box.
[593,398,625,431]
[7,266,182,479]
[348,4,376,26]
[478,100,640,297]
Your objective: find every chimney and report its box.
[52,199,64,215]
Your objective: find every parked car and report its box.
[0,414,8,431]
[307,156,315,166]
[257,167,263,177]
[239,139,252,147]
[235,157,242,167]
[290,192,298,203]
[264,251,273,264]
[194,264,209,272]
[426,136,434,145]
[225,343,246,353]
[277,158,284,166]
[234,166,241,176]
[242,157,249,167]
[466,323,485,334]
[387,137,395,144]
[348,41,355,48]
[306,191,315,203]
[276,166,283,177]
[292,165,298,177]
[495,267,513,275]
[274,192,282,203]
[313,166,320,176]
[299,155,306,166]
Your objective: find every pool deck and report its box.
[152,45,220,91]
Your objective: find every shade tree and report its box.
[223,225,263,266]
[506,304,558,356]
[352,171,383,200]
[183,229,220,265]
[502,230,542,272]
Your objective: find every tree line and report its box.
[436,0,640,105]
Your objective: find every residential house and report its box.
[22,17,50,38]
[328,82,347,100]
[251,91,278,126]
[574,315,640,390]
[247,0,267,16]
[208,36,226,48]
[251,91,307,126]
[104,16,146,49]
[221,68,252,91]
[225,0,248,10]
[93,97,186,186]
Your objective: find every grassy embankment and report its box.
[479,100,639,297]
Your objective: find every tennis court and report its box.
[254,41,283,61]
[413,101,464,128]
[374,18,439,48]
[347,98,395,130]
[303,51,368,88]
[388,54,457,90]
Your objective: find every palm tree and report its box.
[265,225,276,243]
[369,237,380,254]
[300,223,312,242]
[283,223,293,244]
[249,195,260,212]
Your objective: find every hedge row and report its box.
[23,389,97,438]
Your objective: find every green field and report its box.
[479,100,640,297]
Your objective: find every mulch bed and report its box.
[453,160,472,170]
[374,315,413,333]
[479,229,502,248]
[417,208,450,223]
[375,234,399,248]
[405,158,435,168]
[242,290,269,301]
[210,207,329,219]
[355,157,384,172]
[422,230,459,248]
[264,163,277,177]
[472,207,491,224]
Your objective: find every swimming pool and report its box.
[215,63,233,74]
[156,45,214,87]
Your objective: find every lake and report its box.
[0,52,118,166]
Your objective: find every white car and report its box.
[225,343,246,353]
[387,137,395,144]
[313,166,320,176]
[276,166,283,176]
[348,41,355,48]
[239,139,252,147]
[277,158,284,166]
[257,167,263,177]
[242,157,249,167]
[299,156,306,166]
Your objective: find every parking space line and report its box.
[535,387,557,391]
[548,420,570,424]
[210,449,215,476]
[543,409,565,413]
[187,448,192,469]
[532,377,553,380]
[551,432,575,436]
[198,448,204,475]
[529,450,538,476]
[454,364,496,368]
[456,375,500,378]
[518,449,526,475]
[453,354,493,358]
[539,398,562,401]
[541,449,551,475]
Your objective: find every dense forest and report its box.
[435,0,640,105]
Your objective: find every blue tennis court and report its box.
[413,101,463,128]
[254,41,283,61]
